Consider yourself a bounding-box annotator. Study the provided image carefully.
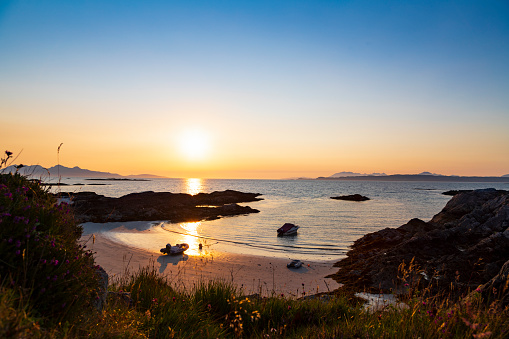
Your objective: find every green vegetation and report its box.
[1,151,507,338]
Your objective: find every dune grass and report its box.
[1,150,508,338]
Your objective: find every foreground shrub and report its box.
[0,286,43,338]
[0,170,99,323]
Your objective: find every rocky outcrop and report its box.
[93,267,109,311]
[331,194,370,201]
[63,190,262,223]
[478,259,509,307]
[328,189,509,299]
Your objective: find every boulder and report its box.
[93,267,109,311]
[328,189,509,298]
[478,259,509,307]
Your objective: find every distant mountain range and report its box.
[2,164,508,182]
[1,165,165,179]
[329,171,450,178]
[330,171,388,177]
[319,171,509,182]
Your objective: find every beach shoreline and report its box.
[82,232,340,297]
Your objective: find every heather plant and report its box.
[0,163,100,323]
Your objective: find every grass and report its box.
[1,150,508,338]
[49,264,506,338]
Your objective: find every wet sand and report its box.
[83,232,340,297]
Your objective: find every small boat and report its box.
[160,243,189,255]
[287,260,303,268]
[277,223,299,236]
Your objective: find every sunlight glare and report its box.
[185,178,202,195]
[179,222,202,256]
[177,129,210,161]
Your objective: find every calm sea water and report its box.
[55,178,509,261]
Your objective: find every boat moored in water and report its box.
[277,223,299,236]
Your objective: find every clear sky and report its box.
[1,0,508,179]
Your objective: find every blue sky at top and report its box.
[1,0,508,177]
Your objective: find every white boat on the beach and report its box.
[287,259,303,268]
[160,243,189,255]
[277,223,299,236]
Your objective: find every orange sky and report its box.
[1,1,508,179]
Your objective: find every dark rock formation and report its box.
[63,190,262,223]
[331,194,370,201]
[478,259,509,307]
[328,189,509,300]
[93,267,109,311]
[442,189,473,196]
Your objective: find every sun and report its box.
[177,129,210,160]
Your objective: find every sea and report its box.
[52,178,509,262]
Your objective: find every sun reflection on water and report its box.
[179,221,202,256]
[185,178,202,195]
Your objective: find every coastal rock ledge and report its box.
[328,189,509,302]
[63,190,262,223]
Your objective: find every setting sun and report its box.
[177,130,210,161]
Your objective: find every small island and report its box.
[442,189,473,196]
[331,194,370,201]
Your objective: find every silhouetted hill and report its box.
[317,174,509,182]
[330,171,387,177]
[2,165,165,179]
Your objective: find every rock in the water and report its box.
[331,194,370,201]
[328,189,509,298]
[62,190,262,223]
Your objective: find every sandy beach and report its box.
[83,232,340,297]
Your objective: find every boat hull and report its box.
[287,260,303,268]
[277,223,299,236]
[160,243,189,255]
